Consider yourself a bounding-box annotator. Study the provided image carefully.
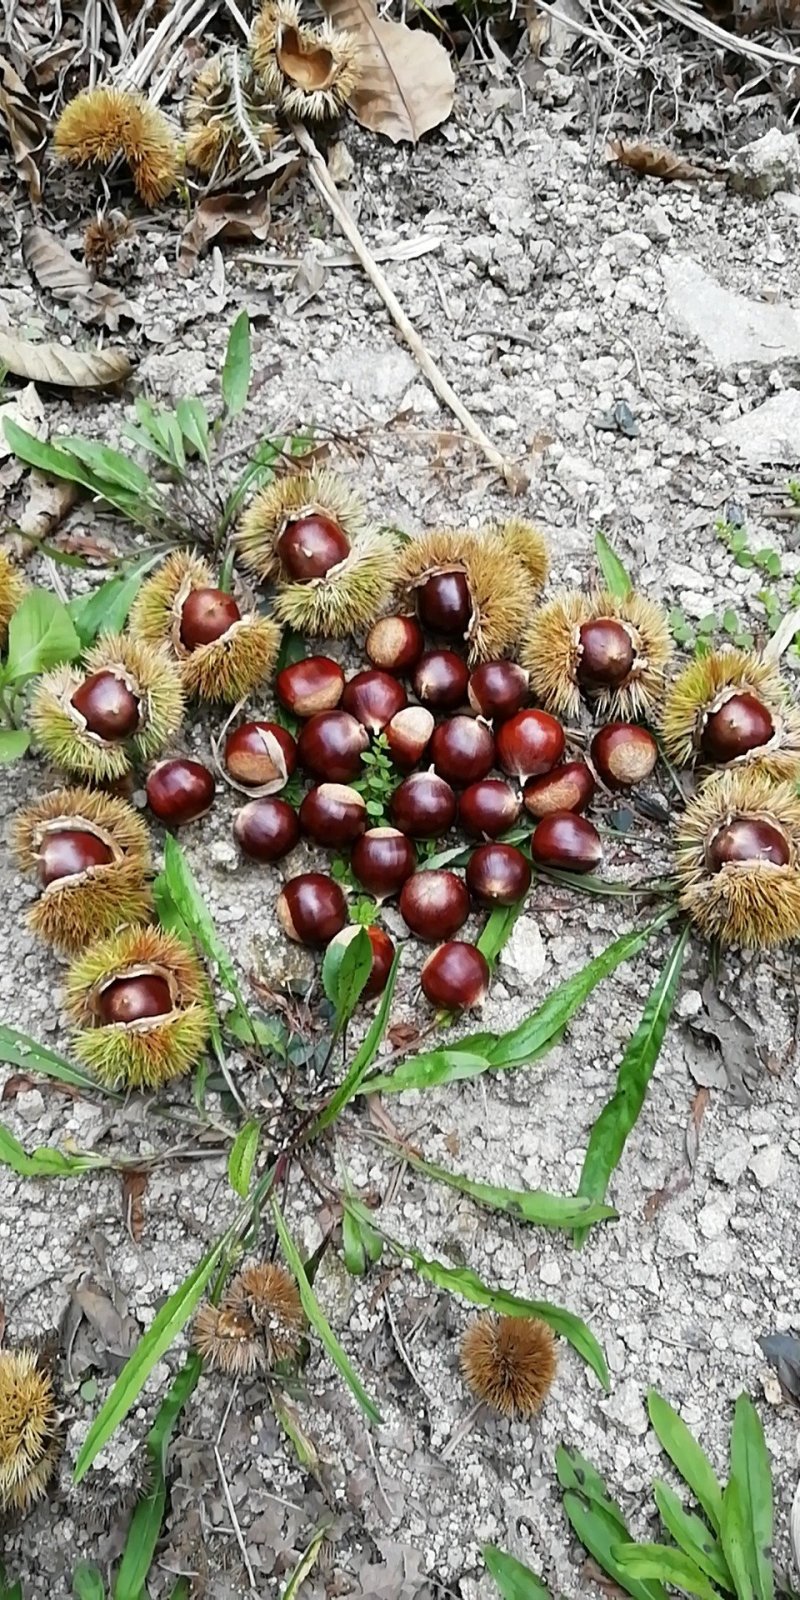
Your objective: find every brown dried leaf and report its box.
[321,0,455,143]
[18,474,80,541]
[178,189,272,276]
[22,226,141,331]
[685,1084,710,1171]
[0,53,47,203]
[121,1168,148,1243]
[1,1073,37,1101]
[606,138,716,182]
[386,1022,423,1051]
[0,328,131,388]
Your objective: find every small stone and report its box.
[14,1088,45,1124]
[749,1144,782,1188]
[662,255,800,367]
[539,1259,561,1286]
[721,389,800,465]
[554,453,606,500]
[210,839,238,869]
[643,203,672,242]
[695,1238,737,1277]
[602,1378,649,1436]
[697,1199,730,1240]
[498,917,546,985]
[677,988,703,1019]
[729,129,800,199]
[714,1139,752,1186]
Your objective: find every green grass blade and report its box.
[72,1566,105,1600]
[366,1043,495,1094]
[113,1354,202,1600]
[594,531,633,598]
[729,1395,774,1600]
[653,1482,733,1592]
[721,1478,755,1600]
[311,952,401,1136]
[562,1493,668,1600]
[647,1390,724,1534]
[612,1543,718,1600]
[555,1446,629,1534]
[221,311,251,416]
[484,1543,551,1599]
[322,926,372,1025]
[0,1025,118,1096]
[0,1123,110,1178]
[227,1120,260,1197]
[400,1150,617,1230]
[280,1521,331,1599]
[477,900,525,967]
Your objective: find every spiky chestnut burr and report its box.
[522,589,672,722]
[54,86,178,206]
[30,634,184,782]
[460,1313,557,1418]
[486,517,550,593]
[250,0,362,121]
[65,925,211,1089]
[185,51,279,176]
[236,469,365,584]
[675,768,800,948]
[0,1347,61,1514]
[394,528,538,666]
[12,786,152,954]
[661,648,800,780]
[193,1262,303,1375]
[128,549,280,703]
[0,550,26,648]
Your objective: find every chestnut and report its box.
[390,771,456,838]
[234,798,300,861]
[523,761,596,819]
[430,716,496,788]
[341,669,407,733]
[416,570,472,636]
[385,707,434,772]
[71,670,141,741]
[275,656,344,718]
[466,843,531,907]
[37,829,113,886]
[458,778,521,839]
[277,513,349,581]
[701,693,775,765]
[591,723,658,790]
[224,721,297,791]
[147,758,215,826]
[420,941,489,1011]
[468,660,529,723]
[328,923,395,998]
[412,650,470,712]
[496,709,565,782]
[98,973,173,1025]
[577,618,635,691]
[297,711,368,783]
[350,827,416,899]
[365,615,424,675]
[399,869,470,941]
[299,783,367,847]
[531,812,603,874]
[707,817,790,872]
[179,587,240,650]
[277,872,348,946]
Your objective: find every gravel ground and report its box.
[2,53,800,1600]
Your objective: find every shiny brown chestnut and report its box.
[275,656,344,718]
[390,771,456,838]
[496,709,565,782]
[523,761,596,819]
[297,711,368,783]
[179,587,240,650]
[430,716,496,788]
[416,570,472,636]
[71,670,141,741]
[466,843,531,907]
[37,829,113,886]
[147,758,215,826]
[299,783,367,847]
[328,923,395,998]
[707,816,790,872]
[458,778,522,839]
[420,941,489,1011]
[399,870,470,941]
[224,721,297,791]
[385,707,435,772]
[701,693,775,765]
[365,615,424,675]
[468,660,529,723]
[350,828,417,899]
[234,798,300,862]
[98,974,173,1025]
[276,872,348,946]
[592,723,658,790]
[577,618,635,690]
[531,812,603,874]
[412,650,470,712]
[277,513,349,582]
[341,669,407,733]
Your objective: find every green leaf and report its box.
[367,1043,495,1095]
[555,1446,629,1534]
[280,1521,332,1599]
[595,531,633,599]
[573,925,689,1245]
[158,836,237,993]
[222,311,251,416]
[5,588,81,681]
[653,1482,733,1592]
[322,926,372,1025]
[728,1394,773,1600]
[647,1390,724,1534]
[562,1493,667,1600]
[612,1543,719,1600]
[477,900,524,967]
[0,1025,117,1096]
[227,1120,260,1197]
[484,1543,551,1599]
[400,1151,617,1230]
[271,1198,382,1425]
[73,1240,225,1483]
[311,952,401,1135]
[113,1354,202,1600]
[271,1391,319,1472]
[69,570,143,646]
[61,436,155,497]
[720,1479,755,1600]
[176,397,211,465]
[342,1206,368,1275]
[72,1566,105,1600]
[169,1585,190,1600]
[0,730,30,762]
[0,1572,24,1600]
[0,1122,110,1178]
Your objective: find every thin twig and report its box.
[440,1398,484,1462]
[215,1380,258,1591]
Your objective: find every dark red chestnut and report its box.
[416,570,472,636]
[390,771,456,838]
[577,618,635,691]
[180,587,240,649]
[591,723,658,790]
[147,758,215,826]
[98,974,173,1025]
[701,693,775,764]
[299,783,367,847]
[430,716,495,788]
[224,721,297,791]
[399,869,470,941]
[275,656,344,718]
[531,812,603,874]
[297,711,368,783]
[365,615,424,674]
[468,660,529,722]
[707,817,790,872]
[385,707,434,772]
[234,798,300,862]
[71,670,141,741]
[458,779,521,840]
[350,828,416,899]
[420,941,489,1011]
[277,872,348,946]
[523,761,596,819]
[37,829,113,886]
[412,650,470,712]
[466,843,531,906]
[496,709,565,782]
[341,669,407,733]
[277,513,349,581]
[328,923,395,998]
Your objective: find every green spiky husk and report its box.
[274,530,399,637]
[129,550,281,701]
[28,867,153,955]
[128,549,214,642]
[0,550,26,647]
[30,634,184,780]
[236,468,367,582]
[676,768,800,948]
[394,528,536,665]
[661,648,800,778]
[522,588,672,720]
[489,518,549,592]
[13,785,151,871]
[250,0,361,121]
[72,1004,210,1089]
[0,1348,60,1515]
